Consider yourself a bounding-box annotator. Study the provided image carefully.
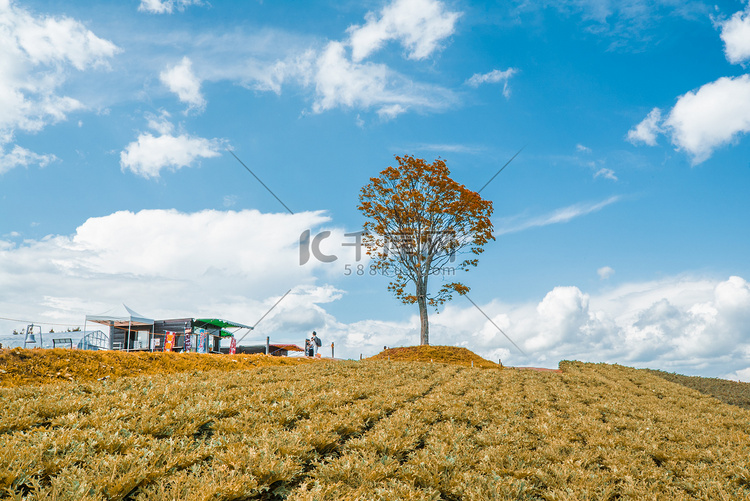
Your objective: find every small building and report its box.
[153,318,252,353]
[84,305,252,353]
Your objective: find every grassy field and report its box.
[0,348,313,388]
[2,350,750,500]
[647,368,750,410]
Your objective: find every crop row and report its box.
[2,360,750,499]
[1,362,458,499]
[287,364,750,500]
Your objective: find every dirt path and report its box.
[509,366,563,373]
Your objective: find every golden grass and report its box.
[2,353,750,499]
[369,345,500,368]
[0,348,314,387]
[647,368,750,410]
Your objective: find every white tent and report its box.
[84,304,154,351]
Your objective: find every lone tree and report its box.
[358,155,494,345]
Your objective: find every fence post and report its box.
[266,336,269,355]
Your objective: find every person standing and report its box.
[311,331,321,357]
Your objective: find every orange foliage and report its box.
[358,155,493,308]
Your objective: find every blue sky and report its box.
[2,0,750,378]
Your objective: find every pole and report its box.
[331,342,334,359]
[266,336,269,355]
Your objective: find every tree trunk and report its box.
[418,284,429,345]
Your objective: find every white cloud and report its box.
[0,143,56,174]
[597,266,615,279]
[145,112,175,135]
[311,41,452,116]
[718,6,750,65]
[0,1,118,173]
[628,76,750,163]
[379,275,750,378]
[120,114,222,178]
[120,133,220,178]
[155,2,460,119]
[729,367,750,381]
[628,10,750,165]
[594,167,618,181]
[347,0,460,62]
[465,68,518,98]
[629,75,750,163]
[138,0,203,14]
[0,2,118,133]
[159,57,206,112]
[496,196,621,235]
[524,286,593,351]
[227,49,316,95]
[66,209,329,280]
[8,9,118,71]
[627,107,662,146]
[627,4,750,162]
[576,143,591,153]
[312,42,388,113]
[377,104,407,120]
[664,75,750,163]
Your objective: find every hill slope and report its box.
[0,348,313,387]
[647,368,750,410]
[2,357,750,499]
[369,345,500,368]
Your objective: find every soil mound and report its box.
[369,345,500,369]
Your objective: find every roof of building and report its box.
[195,318,252,330]
[85,304,154,328]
